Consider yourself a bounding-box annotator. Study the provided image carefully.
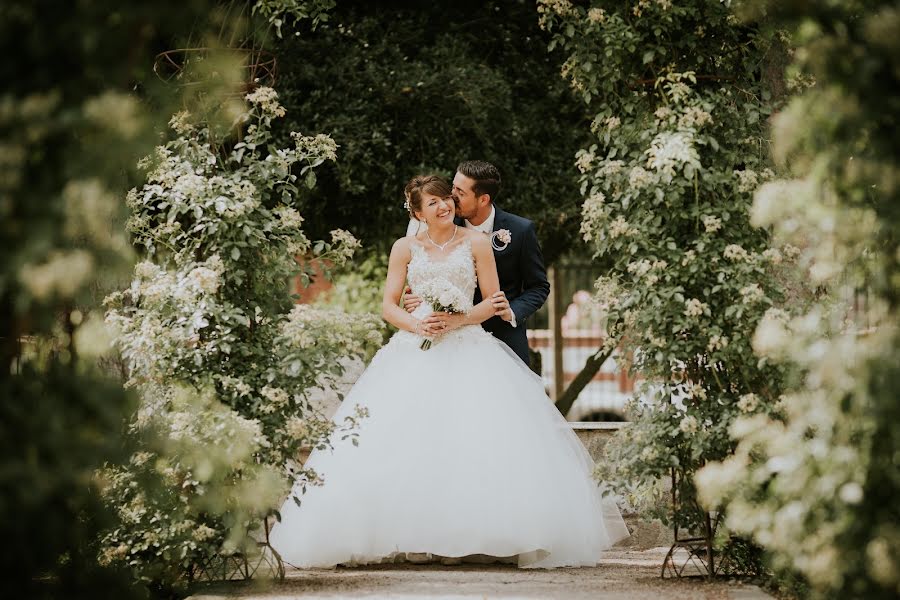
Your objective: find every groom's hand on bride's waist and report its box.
[402,286,422,312]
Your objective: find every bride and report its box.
[270,175,629,568]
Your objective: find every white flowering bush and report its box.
[97,385,284,586]
[102,87,382,586]
[540,0,795,563]
[697,2,900,597]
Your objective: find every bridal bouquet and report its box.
[416,279,468,350]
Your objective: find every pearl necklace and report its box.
[426,225,458,251]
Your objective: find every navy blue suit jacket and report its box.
[456,206,550,364]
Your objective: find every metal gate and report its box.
[526,263,635,421]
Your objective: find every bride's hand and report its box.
[419,313,446,336]
[428,311,466,334]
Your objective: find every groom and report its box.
[406,160,550,365]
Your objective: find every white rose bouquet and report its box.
[416,278,468,350]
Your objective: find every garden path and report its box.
[187,547,773,600]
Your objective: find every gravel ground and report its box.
[187,548,772,600]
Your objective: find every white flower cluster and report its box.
[628,166,653,190]
[106,254,229,382]
[280,304,383,359]
[537,0,576,29]
[245,86,286,118]
[168,110,194,135]
[627,259,652,278]
[689,383,708,401]
[724,244,749,261]
[284,415,309,441]
[259,385,290,414]
[679,415,699,434]
[580,191,607,242]
[678,106,713,129]
[587,7,606,23]
[596,159,625,177]
[291,132,338,162]
[593,276,621,308]
[276,206,304,229]
[737,393,759,413]
[702,215,722,233]
[211,177,260,218]
[626,259,666,285]
[740,283,765,304]
[646,131,700,179]
[654,106,673,121]
[329,228,362,263]
[708,334,729,351]
[782,244,802,260]
[684,298,708,318]
[134,152,264,227]
[608,216,638,239]
[734,169,760,193]
[762,248,783,264]
[574,147,596,174]
[220,375,252,397]
[665,81,693,104]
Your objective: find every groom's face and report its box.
[452,172,481,221]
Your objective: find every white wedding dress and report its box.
[270,240,629,568]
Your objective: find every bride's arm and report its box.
[472,234,502,317]
[382,238,443,335]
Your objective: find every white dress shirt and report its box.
[465,206,516,328]
[464,205,495,235]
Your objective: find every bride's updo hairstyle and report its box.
[404,175,452,221]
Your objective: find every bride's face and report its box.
[416,192,455,225]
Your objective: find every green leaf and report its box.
[231,247,241,260]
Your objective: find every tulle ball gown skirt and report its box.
[270,326,629,568]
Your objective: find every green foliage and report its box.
[540,0,789,549]
[697,1,900,597]
[270,0,588,262]
[0,1,212,597]
[102,88,383,590]
[0,366,144,599]
[252,0,335,37]
[97,385,285,591]
[314,252,392,349]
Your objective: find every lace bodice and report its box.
[372,236,504,353]
[407,239,477,317]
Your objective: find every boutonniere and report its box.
[490,229,512,251]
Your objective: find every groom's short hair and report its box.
[457,160,501,202]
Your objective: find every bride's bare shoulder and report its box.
[462,228,490,252]
[390,235,420,257]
